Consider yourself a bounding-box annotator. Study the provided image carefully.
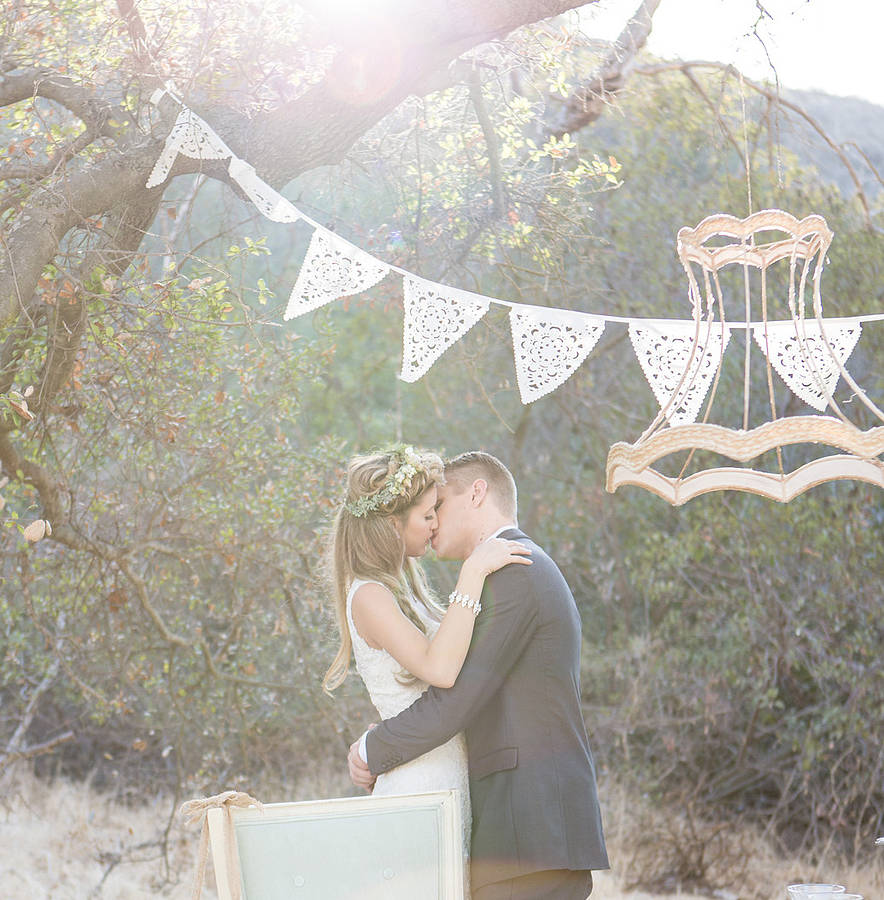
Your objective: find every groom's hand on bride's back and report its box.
[348,726,377,792]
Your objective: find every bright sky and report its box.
[583,0,884,106]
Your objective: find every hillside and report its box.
[783,88,884,197]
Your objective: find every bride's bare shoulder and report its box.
[351,580,395,608]
[350,581,397,649]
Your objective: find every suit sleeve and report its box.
[365,560,538,776]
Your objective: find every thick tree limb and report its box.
[235,0,599,184]
[0,143,158,329]
[0,429,65,522]
[33,196,162,413]
[0,68,127,138]
[1,0,605,330]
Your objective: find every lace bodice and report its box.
[346,579,439,719]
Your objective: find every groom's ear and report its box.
[470,478,489,506]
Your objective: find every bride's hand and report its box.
[466,538,532,577]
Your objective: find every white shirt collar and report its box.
[488,524,518,540]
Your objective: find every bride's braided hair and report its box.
[323,445,445,693]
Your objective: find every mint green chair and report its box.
[207,790,464,899]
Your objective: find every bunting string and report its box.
[145,92,884,411]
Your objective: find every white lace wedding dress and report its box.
[346,579,472,876]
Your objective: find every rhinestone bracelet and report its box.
[449,589,481,616]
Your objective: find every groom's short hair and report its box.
[444,451,518,520]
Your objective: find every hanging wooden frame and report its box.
[606,209,884,505]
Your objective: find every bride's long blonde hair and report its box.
[322,446,445,693]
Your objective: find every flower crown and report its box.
[345,445,430,518]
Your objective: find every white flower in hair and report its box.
[344,444,432,517]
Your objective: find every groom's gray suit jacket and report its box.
[365,528,609,891]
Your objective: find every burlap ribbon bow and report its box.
[179,790,263,900]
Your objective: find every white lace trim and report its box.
[400,276,490,383]
[752,318,862,411]
[509,306,605,403]
[284,229,389,320]
[228,159,301,224]
[271,197,302,224]
[146,108,233,189]
[630,319,731,425]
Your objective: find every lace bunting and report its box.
[284,229,390,320]
[510,307,605,403]
[400,276,490,383]
[228,159,301,223]
[630,320,731,425]
[142,113,881,419]
[146,109,233,189]
[752,319,862,411]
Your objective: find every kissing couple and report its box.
[324,445,608,900]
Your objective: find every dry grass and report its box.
[1,768,198,899]
[1,768,880,899]
[600,781,883,900]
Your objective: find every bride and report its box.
[322,444,530,875]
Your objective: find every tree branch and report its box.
[0,0,615,331]
[678,67,743,158]
[468,64,506,217]
[115,0,161,82]
[843,140,884,192]
[550,0,662,137]
[0,429,65,522]
[237,0,599,185]
[633,60,876,229]
[0,143,159,329]
[0,68,127,138]
[0,613,73,776]
[0,126,99,188]
[0,731,75,774]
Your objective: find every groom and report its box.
[348,451,609,900]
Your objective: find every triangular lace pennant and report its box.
[509,306,605,403]
[228,159,301,224]
[630,319,731,425]
[400,276,490,383]
[752,318,862,411]
[146,108,233,189]
[284,229,389,320]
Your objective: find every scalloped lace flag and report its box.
[752,318,862,411]
[400,276,490,383]
[284,229,389,319]
[146,108,233,189]
[630,320,731,425]
[228,159,301,224]
[510,306,605,403]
